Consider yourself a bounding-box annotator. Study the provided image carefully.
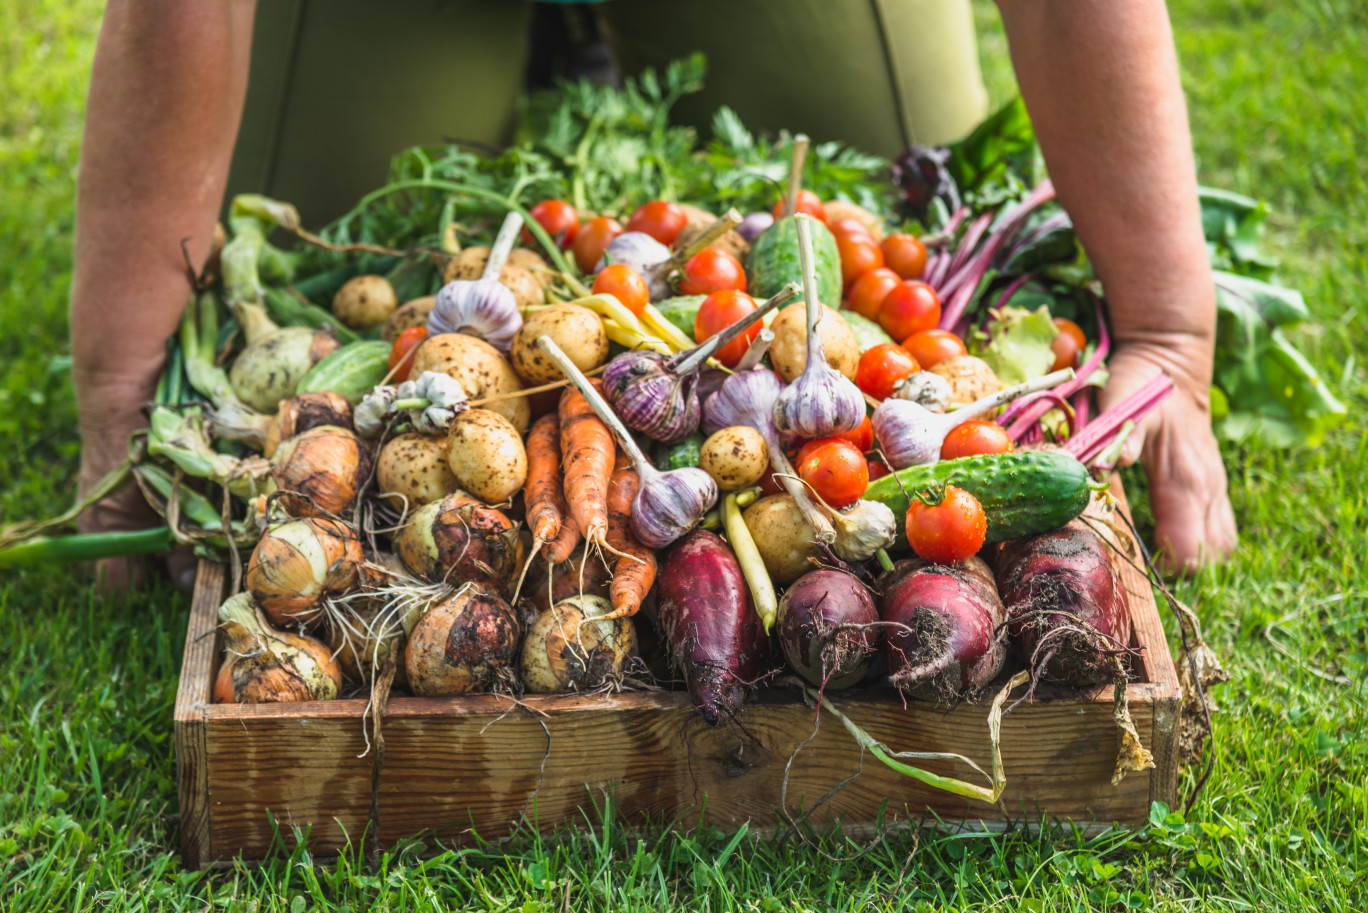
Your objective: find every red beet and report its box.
[776,568,881,689]
[995,520,1132,686]
[879,556,1007,700]
[656,530,767,724]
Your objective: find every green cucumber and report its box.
[747,217,842,307]
[656,433,704,470]
[841,309,896,352]
[297,340,392,403]
[654,295,707,340]
[863,450,1098,545]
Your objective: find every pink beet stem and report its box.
[1071,388,1092,429]
[993,273,1038,312]
[1066,372,1174,466]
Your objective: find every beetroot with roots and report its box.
[655,529,767,725]
[776,568,880,690]
[995,520,1132,686]
[879,556,1007,700]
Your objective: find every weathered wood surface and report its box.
[175,478,1180,868]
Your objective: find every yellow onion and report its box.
[327,596,410,689]
[264,392,353,458]
[524,545,612,617]
[405,585,523,695]
[270,425,373,517]
[393,494,523,593]
[246,516,365,629]
[520,595,637,693]
[212,593,341,703]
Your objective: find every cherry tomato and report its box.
[626,200,687,246]
[387,325,428,383]
[878,280,942,341]
[591,263,650,316]
[759,467,786,496]
[840,415,875,453]
[796,436,854,465]
[837,232,885,286]
[1050,317,1088,372]
[694,290,758,368]
[798,441,869,510]
[524,199,578,249]
[880,233,928,280]
[678,247,747,296]
[770,189,827,223]
[845,267,901,321]
[867,456,892,482]
[940,420,1015,460]
[828,217,873,241]
[856,343,920,401]
[571,216,624,274]
[905,485,987,564]
[901,329,967,369]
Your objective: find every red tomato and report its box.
[770,190,827,223]
[798,441,869,510]
[880,233,928,280]
[840,415,874,452]
[940,420,1015,460]
[1050,317,1088,372]
[867,456,892,481]
[678,247,747,296]
[626,201,687,246]
[591,264,650,317]
[387,325,428,383]
[878,280,942,341]
[845,267,901,321]
[837,233,885,286]
[524,199,578,249]
[694,290,758,368]
[571,216,624,274]
[901,329,967,369]
[828,217,873,241]
[796,436,855,465]
[856,343,920,401]
[905,485,987,564]
[759,467,785,496]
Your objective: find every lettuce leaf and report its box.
[970,305,1058,386]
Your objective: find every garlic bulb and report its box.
[426,212,524,351]
[355,371,468,438]
[893,371,952,413]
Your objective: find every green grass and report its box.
[2,1,1366,910]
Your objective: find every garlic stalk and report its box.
[537,336,718,548]
[426,212,525,351]
[772,214,866,438]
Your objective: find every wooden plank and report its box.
[174,560,226,870]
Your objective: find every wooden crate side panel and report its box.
[175,560,226,868]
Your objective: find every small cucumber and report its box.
[653,295,707,341]
[297,340,392,403]
[841,309,896,352]
[747,217,842,307]
[656,433,705,470]
[863,450,1098,545]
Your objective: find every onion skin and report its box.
[405,586,523,695]
[656,530,767,725]
[393,494,523,593]
[246,517,365,629]
[264,392,354,458]
[327,599,409,689]
[230,326,339,413]
[270,425,373,517]
[776,569,880,689]
[879,556,1007,700]
[213,596,341,703]
[520,595,637,693]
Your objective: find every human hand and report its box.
[1100,344,1237,575]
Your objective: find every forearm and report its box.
[71,0,256,424]
[996,0,1213,393]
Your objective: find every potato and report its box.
[381,296,435,341]
[929,355,1001,405]
[823,200,885,241]
[677,203,717,235]
[411,333,530,432]
[743,494,820,586]
[700,427,769,491]
[510,303,609,385]
[445,408,528,504]
[768,301,860,382]
[674,220,750,262]
[443,247,545,311]
[332,275,397,331]
[376,433,460,508]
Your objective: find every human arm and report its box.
[995,0,1237,572]
[72,0,257,583]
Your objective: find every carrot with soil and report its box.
[603,451,657,621]
[559,380,616,550]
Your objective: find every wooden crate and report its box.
[175,486,1180,869]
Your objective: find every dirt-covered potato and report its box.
[443,247,545,311]
[410,333,530,432]
[377,433,460,508]
[381,296,436,341]
[674,220,750,262]
[677,203,717,236]
[768,301,860,382]
[332,275,397,331]
[823,200,885,240]
[700,427,769,490]
[743,494,820,586]
[930,355,1001,405]
[446,408,528,504]
[510,303,609,385]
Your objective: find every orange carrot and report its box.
[544,514,581,565]
[603,450,657,620]
[524,414,566,544]
[559,381,615,550]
